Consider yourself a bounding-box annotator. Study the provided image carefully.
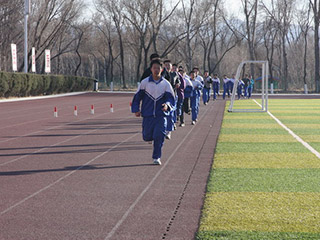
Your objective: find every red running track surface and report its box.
[0,92,225,240]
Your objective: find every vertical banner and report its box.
[45,49,51,73]
[11,44,17,72]
[32,47,36,73]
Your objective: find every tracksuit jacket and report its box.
[131,75,175,159]
[132,75,175,118]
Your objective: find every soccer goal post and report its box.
[228,60,269,113]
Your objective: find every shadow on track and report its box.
[0,163,156,176]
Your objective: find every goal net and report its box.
[228,60,269,112]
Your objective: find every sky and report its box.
[83,0,244,20]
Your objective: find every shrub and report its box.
[0,72,9,97]
[0,71,94,98]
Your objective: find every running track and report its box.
[0,92,225,240]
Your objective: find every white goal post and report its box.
[228,60,269,112]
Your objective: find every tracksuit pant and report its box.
[248,86,253,98]
[202,87,210,104]
[244,86,249,97]
[213,83,219,100]
[191,94,200,121]
[223,83,229,99]
[175,98,184,123]
[142,116,167,159]
[229,82,234,93]
[237,86,242,100]
[183,97,190,114]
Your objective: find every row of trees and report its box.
[1,0,320,92]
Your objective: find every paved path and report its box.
[0,92,225,240]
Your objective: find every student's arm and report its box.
[179,74,185,90]
[131,82,145,116]
[197,81,204,90]
[164,83,176,112]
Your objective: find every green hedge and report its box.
[0,72,94,98]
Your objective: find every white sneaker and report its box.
[153,158,161,165]
[165,131,171,140]
[191,121,195,125]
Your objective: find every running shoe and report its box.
[153,158,161,165]
[165,131,171,140]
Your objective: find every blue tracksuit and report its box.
[131,76,175,159]
[229,78,235,93]
[223,78,230,99]
[212,77,220,100]
[237,80,245,100]
[190,79,203,121]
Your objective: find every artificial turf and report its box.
[207,168,320,192]
[197,98,320,239]
[197,230,320,240]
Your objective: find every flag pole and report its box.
[24,0,30,73]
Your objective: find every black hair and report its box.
[189,70,195,75]
[150,59,162,68]
[164,59,171,64]
[150,53,160,61]
[172,63,178,67]
[193,67,199,71]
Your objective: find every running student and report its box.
[248,75,254,98]
[203,70,212,105]
[242,74,250,98]
[163,60,177,140]
[237,78,245,100]
[131,60,175,165]
[222,75,230,100]
[229,74,235,93]
[181,68,193,124]
[174,65,185,127]
[190,70,203,125]
[179,66,192,127]
[212,74,220,100]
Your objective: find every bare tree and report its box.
[180,0,215,70]
[93,12,119,84]
[0,0,23,72]
[297,3,312,91]
[241,0,259,77]
[28,0,84,73]
[262,0,296,91]
[310,0,320,92]
[96,0,126,88]
[261,17,279,89]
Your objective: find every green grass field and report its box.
[197,99,320,240]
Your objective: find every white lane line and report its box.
[253,99,320,159]
[104,107,210,240]
[0,92,87,103]
[0,109,131,167]
[0,132,140,216]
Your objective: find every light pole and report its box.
[24,0,30,73]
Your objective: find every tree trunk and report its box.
[282,33,289,91]
[315,6,320,92]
